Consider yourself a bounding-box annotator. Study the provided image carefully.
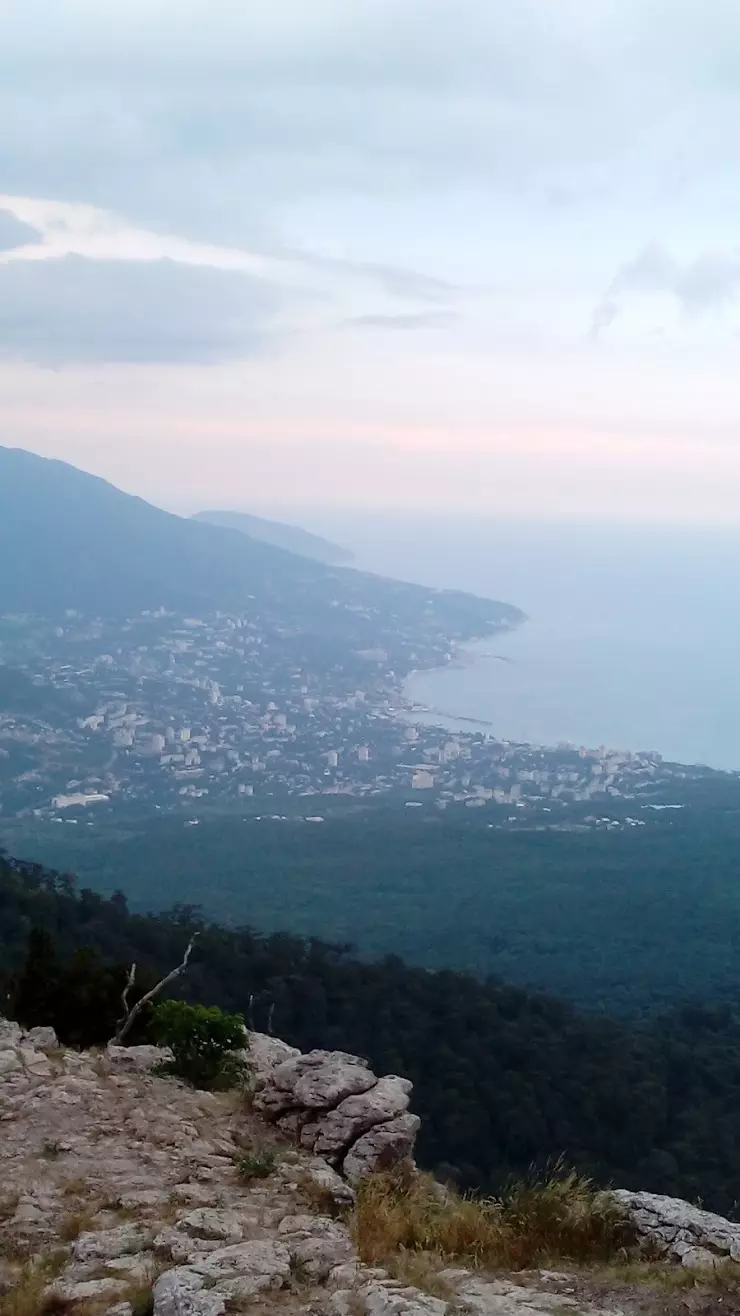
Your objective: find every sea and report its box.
[295,511,740,773]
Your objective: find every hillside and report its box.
[192,508,353,564]
[0,447,517,635]
[5,848,740,1217]
[8,797,740,1018]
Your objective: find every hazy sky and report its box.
[2,0,740,520]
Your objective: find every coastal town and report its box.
[0,605,730,831]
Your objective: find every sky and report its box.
[2,0,740,521]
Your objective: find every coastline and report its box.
[400,625,523,736]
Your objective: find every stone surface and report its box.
[251,1036,420,1180]
[279,1213,356,1279]
[3,1017,736,1316]
[54,1279,131,1302]
[342,1113,421,1182]
[180,1208,243,1243]
[25,1025,59,1051]
[447,1273,596,1316]
[73,1223,153,1262]
[107,1043,173,1071]
[0,1048,21,1076]
[614,1189,740,1266]
[153,1267,226,1316]
[309,1076,413,1158]
[245,1031,300,1085]
[190,1238,292,1291]
[0,1018,22,1047]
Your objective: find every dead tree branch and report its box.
[112,934,199,1045]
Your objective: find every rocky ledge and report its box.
[3,1017,740,1316]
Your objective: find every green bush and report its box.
[150,999,247,1089]
[236,1145,278,1182]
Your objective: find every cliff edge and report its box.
[2,1018,740,1316]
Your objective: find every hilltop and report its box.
[192,508,353,564]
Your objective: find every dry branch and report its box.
[112,934,198,1044]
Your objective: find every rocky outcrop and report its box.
[4,1014,740,1316]
[249,1036,419,1181]
[614,1189,740,1268]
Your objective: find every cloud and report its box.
[0,255,279,364]
[3,0,736,242]
[591,242,740,337]
[0,209,42,252]
[346,311,456,330]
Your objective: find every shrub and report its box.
[150,999,247,1089]
[353,1164,633,1271]
[237,1145,278,1182]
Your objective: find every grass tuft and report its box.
[236,1145,278,1182]
[352,1164,633,1272]
[57,1207,97,1242]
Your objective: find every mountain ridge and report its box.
[192,507,353,564]
[0,445,521,637]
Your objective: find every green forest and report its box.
[4,847,740,1218]
[7,799,740,1017]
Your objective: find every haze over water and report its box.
[298,512,740,773]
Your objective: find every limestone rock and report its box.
[153,1268,226,1316]
[258,1050,376,1111]
[613,1189,740,1266]
[0,1048,21,1076]
[448,1273,592,1315]
[296,1158,356,1209]
[308,1076,413,1158]
[342,1113,421,1182]
[0,1017,22,1047]
[107,1043,173,1071]
[342,1282,448,1316]
[190,1238,292,1291]
[73,1223,153,1262]
[54,1278,131,1302]
[278,1214,356,1280]
[245,1031,300,1086]
[180,1208,243,1243]
[24,1025,59,1051]
[20,1047,53,1078]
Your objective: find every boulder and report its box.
[260,1050,376,1108]
[180,1209,243,1243]
[613,1189,740,1266]
[54,1279,130,1303]
[190,1238,292,1292]
[24,1025,59,1051]
[73,1223,153,1263]
[296,1158,357,1210]
[342,1113,421,1183]
[278,1214,356,1280]
[308,1076,413,1158]
[245,1031,300,1086]
[0,1049,21,1076]
[0,1017,22,1047]
[153,1268,226,1316]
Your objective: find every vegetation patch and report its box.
[353,1164,634,1272]
[150,999,247,1090]
[236,1144,278,1182]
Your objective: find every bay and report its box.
[297,511,740,772]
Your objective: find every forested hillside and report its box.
[4,848,740,1217]
[9,798,740,1017]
